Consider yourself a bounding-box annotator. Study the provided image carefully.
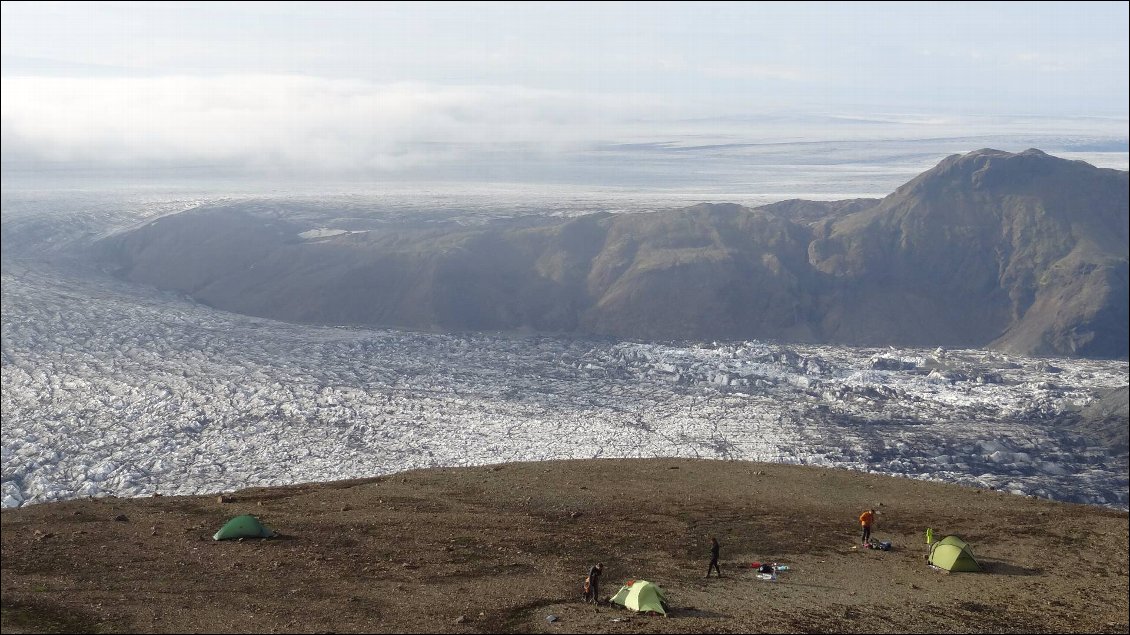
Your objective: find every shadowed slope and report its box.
[98,149,1129,357]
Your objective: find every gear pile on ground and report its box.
[2,458,1128,634]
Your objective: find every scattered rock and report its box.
[570,511,582,519]
[113,514,129,522]
[340,505,351,512]
[4,458,1125,632]
[545,614,558,623]
[217,495,234,504]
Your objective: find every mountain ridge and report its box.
[97,149,1130,358]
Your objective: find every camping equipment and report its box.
[927,535,981,572]
[213,514,277,540]
[609,579,669,615]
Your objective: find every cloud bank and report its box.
[1,75,692,174]
[2,74,1126,183]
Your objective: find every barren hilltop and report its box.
[3,458,1127,634]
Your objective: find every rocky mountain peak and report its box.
[894,147,1087,198]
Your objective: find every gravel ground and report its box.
[3,458,1127,633]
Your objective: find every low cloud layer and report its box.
[3,74,1127,182]
[1,75,692,174]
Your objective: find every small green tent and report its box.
[609,580,668,615]
[928,535,981,572]
[213,514,277,540]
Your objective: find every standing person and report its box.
[859,508,875,545]
[585,563,603,604]
[706,536,722,577]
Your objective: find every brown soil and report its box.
[2,458,1128,634]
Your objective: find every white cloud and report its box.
[0,75,691,174]
[3,74,1126,182]
[1011,52,1070,73]
[699,62,806,82]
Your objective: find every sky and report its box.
[1,1,1127,182]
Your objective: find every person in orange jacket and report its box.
[859,509,875,545]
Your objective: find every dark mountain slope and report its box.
[808,149,1128,356]
[580,204,820,341]
[97,149,1129,357]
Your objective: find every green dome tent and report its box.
[609,580,669,615]
[213,514,277,540]
[928,535,981,572]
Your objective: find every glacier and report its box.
[1,188,1127,510]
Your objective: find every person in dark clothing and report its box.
[584,563,603,604]
[707,536,722,577]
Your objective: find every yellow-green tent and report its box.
[927,535,981,572]
[609,580,668,615]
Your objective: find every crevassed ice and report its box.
[1,191,1127,511]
